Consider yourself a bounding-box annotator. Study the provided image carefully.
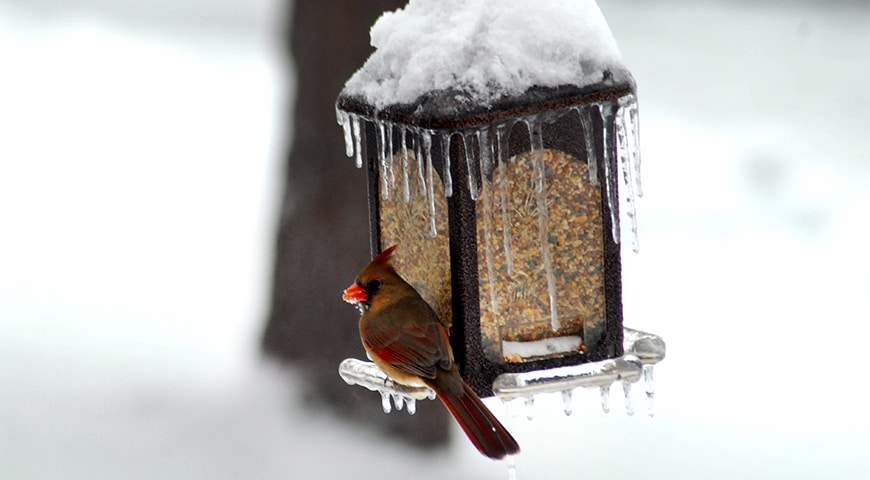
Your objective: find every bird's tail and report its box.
[435,380,520,459]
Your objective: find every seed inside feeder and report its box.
[376,145,453,330]
[477,148,605,364]
[372,122,608,365]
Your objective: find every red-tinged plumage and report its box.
[342,245,520,460]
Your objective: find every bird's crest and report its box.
[372,244,398,266]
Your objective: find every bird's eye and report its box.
[365,279,382,293]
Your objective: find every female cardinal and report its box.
[342,245,520,460]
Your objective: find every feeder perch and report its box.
[336,0,664,412]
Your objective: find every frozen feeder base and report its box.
[338,327,665,417]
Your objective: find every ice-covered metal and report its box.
[338,327,664,417]
[493,327,665,416]
[338,358,437,415]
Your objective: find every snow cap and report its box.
[344,0,623,110]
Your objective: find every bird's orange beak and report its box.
[342,283,368,304]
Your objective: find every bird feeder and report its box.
[336,0,664,411]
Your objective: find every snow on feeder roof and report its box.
[336,0,663,417]
[344,0,624,110]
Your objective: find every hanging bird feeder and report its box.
[336,0,664,415]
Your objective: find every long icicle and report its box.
[423,133,437,237]
[528,117,559,331]
[401,127,411,203]
[617,105,639,253]
[386,122,396,196]
[464,132,479,200]
[629,101,643,197]
[441,132,454,197]
[352,115,363,169]
[415,129,427,198]
[478,127,499,313]
[599,104,620,245]
[579,107,598,185]
[495,123,514,275]
[378,121,389,200]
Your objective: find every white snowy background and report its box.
[2,0,869,478]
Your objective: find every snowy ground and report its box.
[2,0,869,478]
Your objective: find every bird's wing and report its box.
[363,317,451,380]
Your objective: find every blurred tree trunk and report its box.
[262,0,449,447]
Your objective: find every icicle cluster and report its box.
[337,94,643,332]
[336,107,451,239]
[338,358,436,415]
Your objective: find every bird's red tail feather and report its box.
[436,382,520,460]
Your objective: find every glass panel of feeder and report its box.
[376,127,452,329]
[476,139,606,365]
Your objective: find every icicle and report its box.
[529,120,545,194]
[479,127,499,313]
[495,124,514,275]
[643,364,655,417]
[524,396,535,421]
[562,389,574,416]
[626,97,643,197]
[406,398,417,415]
[578,107,598,185]
[616,105,639,253]
[386,123,396,196]
[502,397,515,420]
[622,380,634,416]
[527,117,559,331]
[600,384,611,414]
[378,121,390,200]
[440,132,454,197]
[500,398,518,480]
[423,133,438,237]
[619,94,643,197]
[507,455,517,480]
[599,104,620,245]
[464,132,479,200]
[337,108,354,158]
[415,131,427,198]
[391,393,404,411]
[400,126,409,162]
[400,127,411,203]
[380,391,392,414]
[351,115,363,169]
